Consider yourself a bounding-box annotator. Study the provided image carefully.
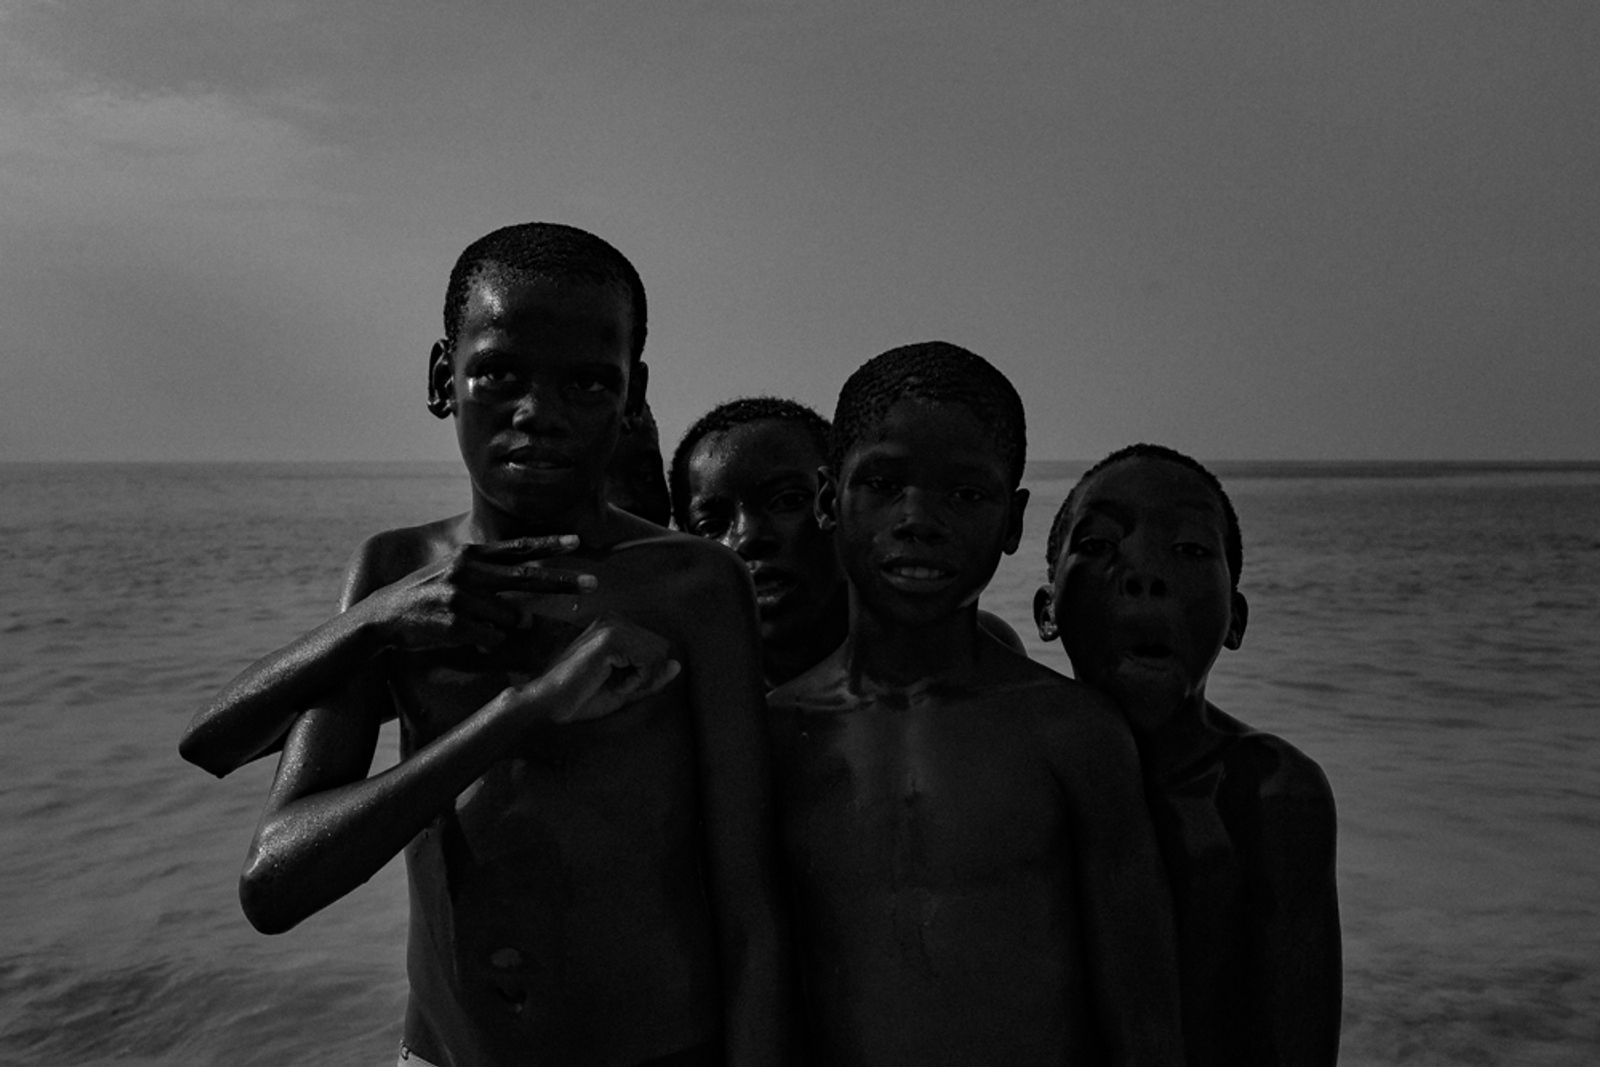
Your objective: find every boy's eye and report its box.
[951,486,991,506]
[859,475,899,494]
[469,362,517,386]
[768,489,812,513]
[690,515,728,538]
[1071,535,1115,557]
[1174,542,1215,560]
[567,373,617,397]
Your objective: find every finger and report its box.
[469,559,599,595]
[452,589,523,631]
[473,535,582,560]
[641,658,681,696]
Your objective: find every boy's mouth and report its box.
[881,559,956,589]
[748,566,798,608]
[502,446,575,472]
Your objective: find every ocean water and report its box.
[2,460,1597,1065]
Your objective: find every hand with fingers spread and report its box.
[358,535,597,654]
[503,613,681,729]
[179,534,597,777]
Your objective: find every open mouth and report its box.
[503,447,575,472]
[881,560,956,589]
[749,568,798,607]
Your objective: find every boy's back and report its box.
[769,643,1164,1064]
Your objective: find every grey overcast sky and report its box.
[2,2,1596,463]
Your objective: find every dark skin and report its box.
[766,399,1183,1065]
[180,407,672,780]
[239,275,791,1066]
[1034,454,1342,1066]
[682,417,1024,689]
[682,419,848,687]
[605,399,672,527]
[178,533,596,778]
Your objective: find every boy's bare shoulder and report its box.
[348,515,469,589]
[1217,711,1336,810]
[607,515,748,588]
[997,651,1133,742]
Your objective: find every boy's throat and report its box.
[469,493,613,545]
[844,603,984,688]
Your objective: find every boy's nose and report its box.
[724,507,774,559]
[510,384,568,433]
[1120,572,1168,598]
[891,487,947,543]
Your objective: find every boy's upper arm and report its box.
[1046,688,1184,1063]
[676,542,791,1063]
[1255,745,1343,1064]
[259,537,407,812]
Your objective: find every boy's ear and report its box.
[816,466,839,531]
[1224,590,1249,650]
[625,361,649,418]
[1032,586,1058,642]
[426,340,455,419]
[1001,487,1029,555]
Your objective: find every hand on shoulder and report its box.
[501,613,681,728]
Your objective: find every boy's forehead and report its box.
[850,398,1000,460]
[461,271,631,337]
[712,419,826,465]
[1075,457,1224,521]
[691,421,823,493]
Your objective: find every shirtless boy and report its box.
[765,343,1183,1064]
[236,223,790,1066]
[671,397,1021,690]
[179,403,670,780]
[1034,443,1342,1065]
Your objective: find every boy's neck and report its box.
[1131,692,1234,778]
[764,593,849,689]
[468,492,614,547]
[842,598,984,690]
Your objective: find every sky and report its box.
[2,1,1596,463]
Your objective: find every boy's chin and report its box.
[1097,660,1194,733]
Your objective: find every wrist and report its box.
[342,600,394,657]
[491,674,560,731]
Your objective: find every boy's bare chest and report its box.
[392,556,690,745]
[775,698,1067,884]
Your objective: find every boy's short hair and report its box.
[443,222,648,362]
[1045,443,1243,588]
[669,397,832,530]
[829,341,1027,487]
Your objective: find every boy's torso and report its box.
[1152,718,1333,1066]
[768,662,1103,1063]
[368,518,727,1063]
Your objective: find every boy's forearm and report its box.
[1090,858,1185,1064]
[1079,769,1185,1062]
[1262,796,1343,1064]
[239,684,528,934]
[180,606,387,777]
[715,890,796,1067]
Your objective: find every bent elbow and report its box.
[178,733,233,779]
[238,854,301,936]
